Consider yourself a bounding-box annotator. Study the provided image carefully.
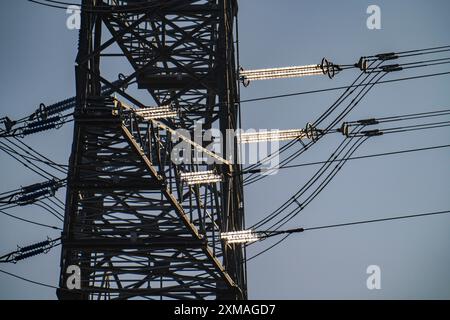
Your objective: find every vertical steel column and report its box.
[58,0,246,300]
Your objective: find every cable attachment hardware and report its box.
[338,122,350,137]
[355,57,369,72]
[112,96,126,117]
[118,73,129,90]
[361,129,384,137]
[357,118,379,126]
[305,123,322,141]
[320,58,342,79]
[37,103,48,121]
[0,116,17,133]
[381,64,403,73]
[375,52,399,61]
[239,67,251,87]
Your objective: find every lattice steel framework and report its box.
[57,0,246,300]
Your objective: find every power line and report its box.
[0,139,67,180]
[244,106,450,184]
[313,60,383,127]
[264,136,370,232]
[253,143,450,172]
[247,107,450,231]
[389,45,450,56]
[246,234,289,262]
[243,67,391,184]
[247,209,450,262]
[0,142,56,180]
[239,71,450,104]
[378,121,450,135]
[250,128,368,230]
[34,202,64,221]
[0,209,62,230]
[0,267,58,289]
[247,119,450,232]
[304,209,450,232]
[6,137,67,172]
[241,65,450,181]
[346,108,450,124]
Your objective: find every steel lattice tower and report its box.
[57,0,246,300]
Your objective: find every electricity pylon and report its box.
[57,0,246,300]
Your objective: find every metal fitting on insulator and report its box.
[2,117,16,132]
[338,122,350,137]
[320,58,341,79]
[112,97,123,116]
[305,122,320,141]
[357,118,379,126]
[287,227,305,234]
[381,64,403,72]
[375,52,399,61]
[14,248,46,262]
[239,67,250,87]
[118,73,129,90]
[362,129,383,137]
[37,103,48,121]
[355,57,369,72]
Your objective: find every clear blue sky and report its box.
[0,0,449,299]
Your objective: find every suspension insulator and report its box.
[19,240,51,253]
[21,180,57,194]
[22,123,57,136]
[16,189,53,205]
[40,80,118,118]
[14,248,46,262]
[26,116,61,130]
[46,98,76,117]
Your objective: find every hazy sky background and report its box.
[0,0,449,299]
